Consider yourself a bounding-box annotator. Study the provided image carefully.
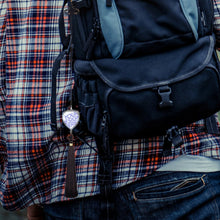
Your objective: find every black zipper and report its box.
[83,17,101,59]
[84,0,101,59]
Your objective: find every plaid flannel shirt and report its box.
[0,0,220,211]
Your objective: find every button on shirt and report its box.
[0,0,220,210]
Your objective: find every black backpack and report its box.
[51,0,220,198]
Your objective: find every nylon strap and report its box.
[59,0,70,49]
[51,49,69,131]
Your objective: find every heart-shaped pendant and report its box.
[62,110,80,130]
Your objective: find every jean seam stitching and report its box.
[133,175,206,202]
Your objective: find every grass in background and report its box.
[0,206,27,220]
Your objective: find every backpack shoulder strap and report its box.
[51,0,72,131]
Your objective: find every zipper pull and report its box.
[101,111,109,151]
[101,111,108,129]
[69,0,80,15]
[201,11,206,27]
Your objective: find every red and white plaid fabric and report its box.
[0,0,220,211]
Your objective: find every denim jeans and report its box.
[43,171,220,220]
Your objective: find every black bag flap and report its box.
[74,35,214,92]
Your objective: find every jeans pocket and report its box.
[133,174,206,202]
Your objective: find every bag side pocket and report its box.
[75,74,102,135]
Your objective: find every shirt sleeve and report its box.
[0,0,7,171]
[213,0,220,50]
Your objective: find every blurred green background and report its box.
[0,206,27,220]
